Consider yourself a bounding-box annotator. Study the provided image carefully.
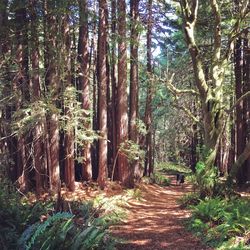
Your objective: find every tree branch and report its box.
[226,91,250,114]
[164,73,199,96]
[223,0,250,61]
[172,101,200,125]
[228,139,250,180]
[180,0,208,101]
[210,0,222,63]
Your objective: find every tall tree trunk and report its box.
[78,0,92,181]
[234,37,245,185]
[110,0,118,180]
[29,0,45,194]
[180,0,227,169]
[228,93,236,174]
[191,123,198,172]
[0,0,8,56]
[243,30,250,181]
[144,0,153,177]
[117,0,131,187]
[44,0,60,192]
[105,5,112,177]
[97,0,108,189]
[63,7,75,191]
[129,0,140,184]
[14,2,29,192]
[0,0,13,179]
[89,0,98,180]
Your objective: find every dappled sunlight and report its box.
[112,175,213,250]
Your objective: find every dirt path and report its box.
[111,176,212,250]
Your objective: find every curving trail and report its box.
[111,176,213,250]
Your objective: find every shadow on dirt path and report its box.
[111,175,213,250]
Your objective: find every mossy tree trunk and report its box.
[180,0,248,171]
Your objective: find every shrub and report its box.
[0,178,121,250]
[178,192,200,208]
[156,162,191,175]
[193,161,218,198]
[151,173,171,186]
[188,197,250,249]
[0,179,52,250]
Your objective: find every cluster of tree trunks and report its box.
[0,0,156,193]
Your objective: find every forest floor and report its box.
[111,175,213,250]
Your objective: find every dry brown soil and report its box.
[111,176,213,250]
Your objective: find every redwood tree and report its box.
[44,0,60,192]
[117,0,131,187]
[110,0,118,180]
[97,0,108,189]
[129,0,140,184]
[63,3,75,191]
[14,1,29,192]
[78,0,92,181]
[29,0,45,194]
[144,0,153,177]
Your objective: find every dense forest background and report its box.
[0,0,249,194]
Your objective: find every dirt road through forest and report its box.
[111,176,212,250]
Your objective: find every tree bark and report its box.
[110,0,118,180]
[29,0,45,194]
[78,0,92,181]
[129,0,140,184]
[63,7,75,191]
[44,0,60,192]
[242,30,250,181]
[180,0,226,169]
[117,0,131,187]
[14,2,29,192]
[0,0,8,56]
[234,37,245,184]
[97,0,108,189]
[144,0,153,177]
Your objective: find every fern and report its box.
[26,212,73,250]
[18,222,40,249]
[189,198,250,249]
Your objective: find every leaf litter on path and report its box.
[111,176,213,250]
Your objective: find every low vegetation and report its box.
[156,162,192,175]
[151,172,171,186]
[0,178,130,250]
[186,197,250,249]
[175,162,250,250]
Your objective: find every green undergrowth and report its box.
[0,179,126,250]
[182,196,250,249]
[156,162,192,175]
[151,172,171,186]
